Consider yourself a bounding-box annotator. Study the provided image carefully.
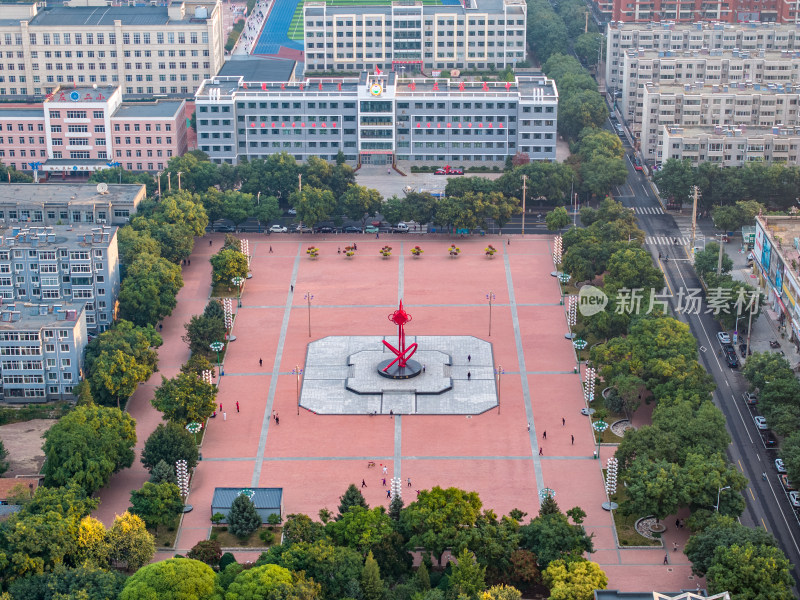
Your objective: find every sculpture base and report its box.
[377,358,422,379]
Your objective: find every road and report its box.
[610,129,800,592]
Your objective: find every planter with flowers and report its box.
[411,246,424,258]
[449,244,461,258]
[485,244,497,258]
[380,245,392,258]
[344,245,355,258]
[306,246,319,259]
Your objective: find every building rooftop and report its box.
[211,487,282,508]
[197,76,360,98]
[0,183,146,207]
[0,301,85,330]
[608,20,800,31]
[0,108,44,119]
[27,5,200,27]
[45,86,119,104]
[663,124,800,137]
[626,47,800,60]
[218,57,297,84]
[0,224,117,250]
[115,99,185,119]
[644,82,800,95]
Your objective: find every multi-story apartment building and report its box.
[660,124,800,165]
[195,71,558,165]
[605,22,800,93]
[593,0,799,24]
[302,0,527,74]
[0,225,120,335]
[637,81,800,157]
[0,85,187,174]
[0,183,145,227]
[0,301,87,402]
[0,0,224,100]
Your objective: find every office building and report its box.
[637,81,800,158]
[0,0,224,100]
[195,71,558,165]
[660,124,800,166]
[605,22,800,94]
[302,0,527,74]
[0,224,120,335]
[0,182,145,227]
[0,300,88,402]
[593,0,799,24]
[0,85,187,174]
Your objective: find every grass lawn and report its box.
[604,480,661,547]
[151,517,181,549]
[211,526,281,548]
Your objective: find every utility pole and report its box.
[167,171,172,192]
[298,173,302,194]
[690,186,699,261]
[521,174,527,235]
[585,11,589,33]
[717,233,725,276]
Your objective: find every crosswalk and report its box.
[633,206,665,215]
[646,236,690,246]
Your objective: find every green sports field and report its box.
[288,0,446,41]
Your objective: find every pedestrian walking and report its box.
[354,242,357,250]
[562,417,565,426]
[382,465,388,475]
[423,365,426,373]
[386,489,391,498]
[673,542,679,552]
[223,411,227,421]
[269,246,273,253]
[209,240,213,246]
[467,371,471,380]
[467,354,471,362]
[407,477,411,487]
[361,479,367,488]
[675,519,680,529]
[259,358,263,366]
[382,478,386,486]
[188,260,190,265]
[220,404,222,413]
[543,430,546,439]
[376,232,379,238]
[236,401,240,413]
[338,247,341,254]
[527,422,530,432]
[663,554,668,565]
[416,490,420,497]
[539,447,543,456]
[571,434,574,444]
[275,415,279,425]
[290,284,294,292]
[507,238,510,245]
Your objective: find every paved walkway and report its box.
[92,233,700,591]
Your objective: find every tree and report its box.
[580,155,627,198]
[291,186,337,230]
[711,204,746,233]
[0,439,7,475]
[88,349,152,410]
[780,431,800,486]
[183,313,226,358]
[389,494,404,521]
[228,493,261,538]
[684,515,778,577]
[543,559,608,600]
[622,457,688,524]
[118,557,216,600]
[225,563,322,600]
[338,483,369,518]
[106,512,155,571]
[604,247,664,293]
[151,372,217,424]
[0,161,33,183]
[129,481,184,533]
[340,184,383,228]
[511,152,530,167]
[706,543,793,600]
[283,513,328,544]
[209,247,249,287]
[653,158,694,205]
[118,253,183,328]
[73,379,95,406]
[399,486,482,566]
[206,189,254,225]
[117,226,161,272]
[508,549,541,587]
[75,516,111,568]
[455,511,521,583]
[545,207,570,231]
[149,459,178,485]
[682,452,747,517]
[327,506,395,555]
[7,565,126,600]
[42,404,136,494]
[141,422,200,471]
[573,32,603,67]
[557,91,608,140]
[481,584,523,600]
[181,353,216,378]
[449,548,487,599]
[693,242,733,277]
[254,194,282,228]
[187,539,222,567]
[519,511,594,568]
[361,551,384,600]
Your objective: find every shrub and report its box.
[187,539,222,567]
[228,494,261,538]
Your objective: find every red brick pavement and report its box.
[96,234,703,591]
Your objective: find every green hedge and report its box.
[224,20,245,52]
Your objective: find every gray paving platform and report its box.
[300,335,497,415]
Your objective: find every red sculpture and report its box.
[383,301,418,371]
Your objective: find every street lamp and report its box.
[495,365,504,414]
[292,366,304,415]
[486,291,495,337]
[155,172,163,198]
[715,485,731,512]
[106,161,122,184]
[210,341,224,376]
[177,171,184,191]
[304,292,314,337]
[231,276,244,308]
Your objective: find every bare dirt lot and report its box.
[0,419,55,477]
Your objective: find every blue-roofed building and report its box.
[0,0,225,101]
[211,487,283,524]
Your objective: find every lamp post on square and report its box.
[304,292,314,337]
[232,276,244,308]
[495,365,504,414]
[292,366,304,415]
[210,341,224,376]
[486,291,495,337]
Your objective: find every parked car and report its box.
[717,331,732,345]
[782,474,797,491]
[269,225,287,233]
[315,226,335,233]
[615,124,625,135]
[435,165,463,175]
[295,224,312,233]
[364,225,379,234]
[287,208,297,216]
[724,347,739,368]
[754,415,768,430]
[742,391,758,405]
[344,226,362,234]
[776,458,787,474]
[392,223,410,233]
[789,491,800,508]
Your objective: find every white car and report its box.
[717,331,731,345]
[754,415,768,430]
[269,225,287,233]
[776,458,787,474]
[789,491,800,508]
